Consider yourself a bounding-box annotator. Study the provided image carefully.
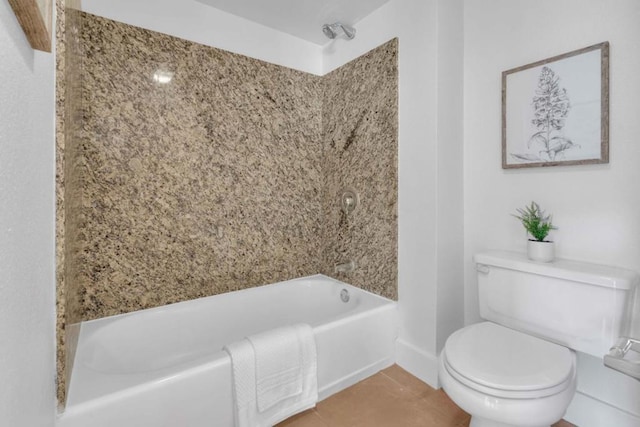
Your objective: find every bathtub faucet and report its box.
[334,260,357,274]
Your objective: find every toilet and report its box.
[439,251,637,427]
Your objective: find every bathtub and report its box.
[58,275,398,427]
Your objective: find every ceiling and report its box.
[195,0,390,45]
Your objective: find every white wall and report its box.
[324,0,464,386]
[0,2,57,427]
[81,0,323,75]
[435,0,464,355]
[464,0,640,425]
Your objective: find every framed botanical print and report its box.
[502,42,609,169]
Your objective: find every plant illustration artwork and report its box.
[510,67,577,163]
[505,62,580,165]
[501,42,609,169]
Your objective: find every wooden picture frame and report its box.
[8,0,53,53]
[502,42,609,169]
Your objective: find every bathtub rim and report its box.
[71,274,393,329]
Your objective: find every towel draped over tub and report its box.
[224,323,318,427]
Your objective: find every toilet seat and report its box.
[443,322,575,399]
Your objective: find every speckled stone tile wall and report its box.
[55,0,65,405]
[55,0,83,406]
[59,13,397,377]
[75,13,324,320]
[321,40,399,300]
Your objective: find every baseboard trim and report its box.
[564,390,640,427]
[395,338,439,388]
[318,357,395,401]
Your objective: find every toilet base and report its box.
[470,416,549,427]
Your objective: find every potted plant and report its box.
[513,201,557,262]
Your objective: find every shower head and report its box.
[322,23,356,40]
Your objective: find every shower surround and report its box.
[322,42,398,298]
[57,10,397,404]
[74,13,324,320]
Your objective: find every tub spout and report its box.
[334,260,357,274]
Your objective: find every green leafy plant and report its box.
[512,201,557,242]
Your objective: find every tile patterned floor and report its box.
[277,365,576,427]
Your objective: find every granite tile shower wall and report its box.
[56,11,397,404]
[55,0,83,404]
[55,0,66,404]
[75,13,324,321]
[322,40,398,300]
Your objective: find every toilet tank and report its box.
[475,251,638,358]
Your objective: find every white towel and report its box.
[224,324,318,427]
[225,338,258,427]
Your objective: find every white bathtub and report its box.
[58,275,398,427]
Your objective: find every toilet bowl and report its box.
[439,251,637,427]
[439,322,577,427]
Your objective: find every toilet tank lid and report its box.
[474,251,638,290]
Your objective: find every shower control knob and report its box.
[341,189,359,214]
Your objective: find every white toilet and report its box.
[439,251,637,427]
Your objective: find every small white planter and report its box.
[527,240,555,262]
